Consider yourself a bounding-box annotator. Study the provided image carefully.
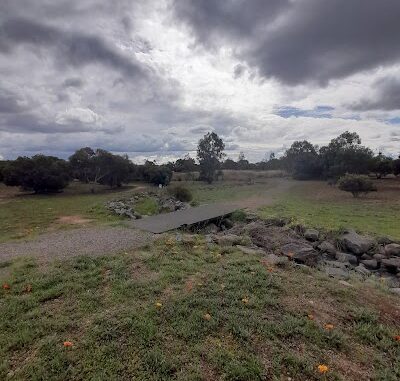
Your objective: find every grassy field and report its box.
[259,179,400,240]
[1,236,399,380]
[0,183,149,243]
[1,176,399,242]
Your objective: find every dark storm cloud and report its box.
[0,90,26,113]
[173,0,400,85]
[0,18,146,77]
[351,77,400,111]
[0,112,123,135]
[62,78,84,88]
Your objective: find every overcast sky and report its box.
[1,0,399,162]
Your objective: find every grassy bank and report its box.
[1,236,399,380]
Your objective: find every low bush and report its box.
[337,174,377,198]
[230,209,247,222]
[169,185,193,202]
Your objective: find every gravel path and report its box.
[0,226,154,262]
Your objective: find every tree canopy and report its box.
[197,132,225,183]
[2,155,70,193]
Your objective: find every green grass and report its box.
[259,181,400,239]
[135,197,160,216]
[0,183,145,242]
[1,238,399,380]
[177,181,273,204]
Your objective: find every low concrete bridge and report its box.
[131,203,238,233]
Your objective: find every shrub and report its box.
[230,210,247,222]
[169,185,193,202]
[3,155,70,193]
[337,174,377,198]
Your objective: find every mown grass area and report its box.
[259,180,400,240]
[176,181,275,204]
[1,237,399,380]
[0,183,145,243]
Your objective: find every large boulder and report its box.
[360,259,379,270]
[340,230,375,255]
[281,242,319,266]
[381,258,400,274]
[318,241,336,256]
[335,252,358,265]
[354,264,371,276]
[385,243,400,257]
[304,229,319,242]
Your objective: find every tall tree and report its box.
[370,153,393,178]
[283,140,322,179]
[320,131,374,179]
[197,132,225,183]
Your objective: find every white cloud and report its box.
[0,0,399,161]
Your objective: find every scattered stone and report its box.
[340,230,375,255]
[381,258,400,273]
[360,253,373,260]
[338,280,352,287]
[335,252,358,265]
[236,245,265,255]
[389,288,400,296]
[263,253,289,265]
[304,229,319,242]
[373,254,385,262]
[354,264,371,276]
[360,259,379,270]
[203,223,219,234]
[385,243,400,257]
[324,260,349,269]
[281,242,319,266]
[181,235,196,245]
[106,192,189,219]
[216,234,243,246]
[377,236,395,245]
[325,267,350,280]
[221,218,234,229]
[318,241,336,256]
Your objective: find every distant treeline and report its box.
[0,131,399,193]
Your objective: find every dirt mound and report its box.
[229,221,302,253]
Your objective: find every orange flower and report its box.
[267,267,274,273]
[203,313,211,321]
[307,314,314,320]
[63,341,73,347]
[317,364,329,374]
[324,323,334,331]
[2,283,10,290]
[155,302,162,309]
[394,335,400,342]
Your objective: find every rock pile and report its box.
[106,192,190,219]
[210,218,400,288]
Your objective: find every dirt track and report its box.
[0,179,294,262]
[0,226,154,262]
